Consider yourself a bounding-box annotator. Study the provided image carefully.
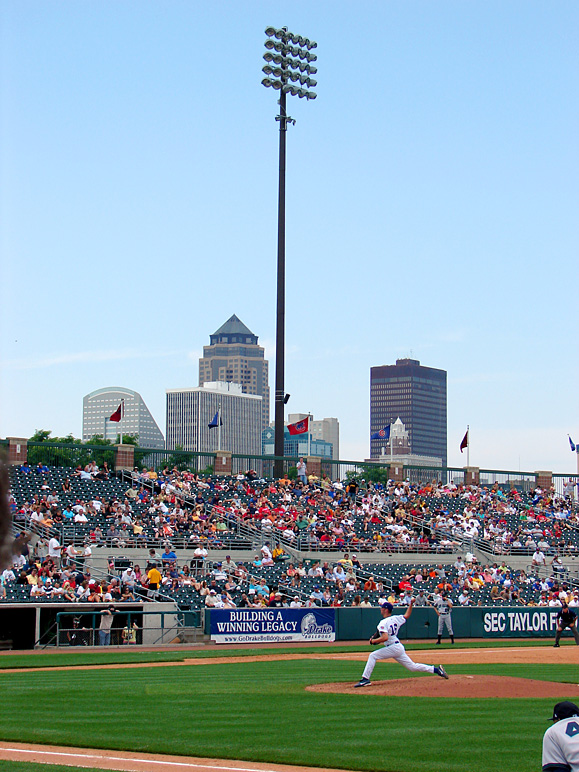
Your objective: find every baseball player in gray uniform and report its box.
[542,701,579,771]
[432,592,455,644]
[355,599,449,687]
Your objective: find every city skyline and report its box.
[1,2,577,474]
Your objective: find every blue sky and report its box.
[1,1,577,473]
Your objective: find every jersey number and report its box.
[566,722,579,738]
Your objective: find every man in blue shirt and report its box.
[161,546,177,566]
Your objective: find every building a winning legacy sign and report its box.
[210,608,336,644]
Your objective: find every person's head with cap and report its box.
[380,601,393,616]
[552,702,579,722]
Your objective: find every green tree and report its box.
[116,434,139,446]
[29,429,52,442]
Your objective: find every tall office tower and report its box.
[287,413,340,460]
[166,381,262,456]
[83,387,165,448]
[370,359,447,466]
[199,315,270,430]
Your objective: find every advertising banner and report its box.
[210,608,336,644]
[479,608,561,637]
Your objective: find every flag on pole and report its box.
[109,402,123,422]
[570,436,577,452]
[371,426,391,441]
[208,411,223,429]
[288,417,309,435]
[460,429,469,453]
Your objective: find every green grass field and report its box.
[0,638,554,670]
[0,642,570,772]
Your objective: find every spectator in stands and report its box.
[296,458,307,485]
[351,554,362,569]
[205,589,219,607]
[364,576,377,592]
[308,561,323,579]
[122,566,137,588]
[192,545,208,574]
[261,542,274,566]
[64,543,80,567]
[552,555,565,574]
[120,585,136,602]
[48,535,62,567]
[106,525,120,547]
[222,555,237,575]
[161,545,177,566]
[147,563,162,598]
[532,548,547,566]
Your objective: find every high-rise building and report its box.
[83,387,164,448]
[166,381,262,456]
[199,315,270,430]
[287,413,339,460]
[370,359,447,466]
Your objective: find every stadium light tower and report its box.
[262,26,317,478]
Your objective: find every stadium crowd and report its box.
[3,461,578,611]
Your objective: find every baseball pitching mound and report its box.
[307,675,579,699]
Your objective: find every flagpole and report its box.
[218,402,222,452]
[308,413,312,457]
[467,424,470,468]
[120,399,124,445]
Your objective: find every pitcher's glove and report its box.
[369,632,381,645]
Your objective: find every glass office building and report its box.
[370,359,447,466]
[262,427,333,459]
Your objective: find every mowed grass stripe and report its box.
[0,659,554,772]
[0,639,560,670]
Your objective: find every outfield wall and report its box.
[206,606,569,643]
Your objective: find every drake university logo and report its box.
[300,612,334,638]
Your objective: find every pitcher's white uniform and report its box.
[362,614,435,680]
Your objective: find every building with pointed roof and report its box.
[199,315,270,429]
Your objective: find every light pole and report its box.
[261,25,318,478]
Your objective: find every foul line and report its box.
[0,747,291,772]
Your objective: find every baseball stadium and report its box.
[1,440,578,772]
